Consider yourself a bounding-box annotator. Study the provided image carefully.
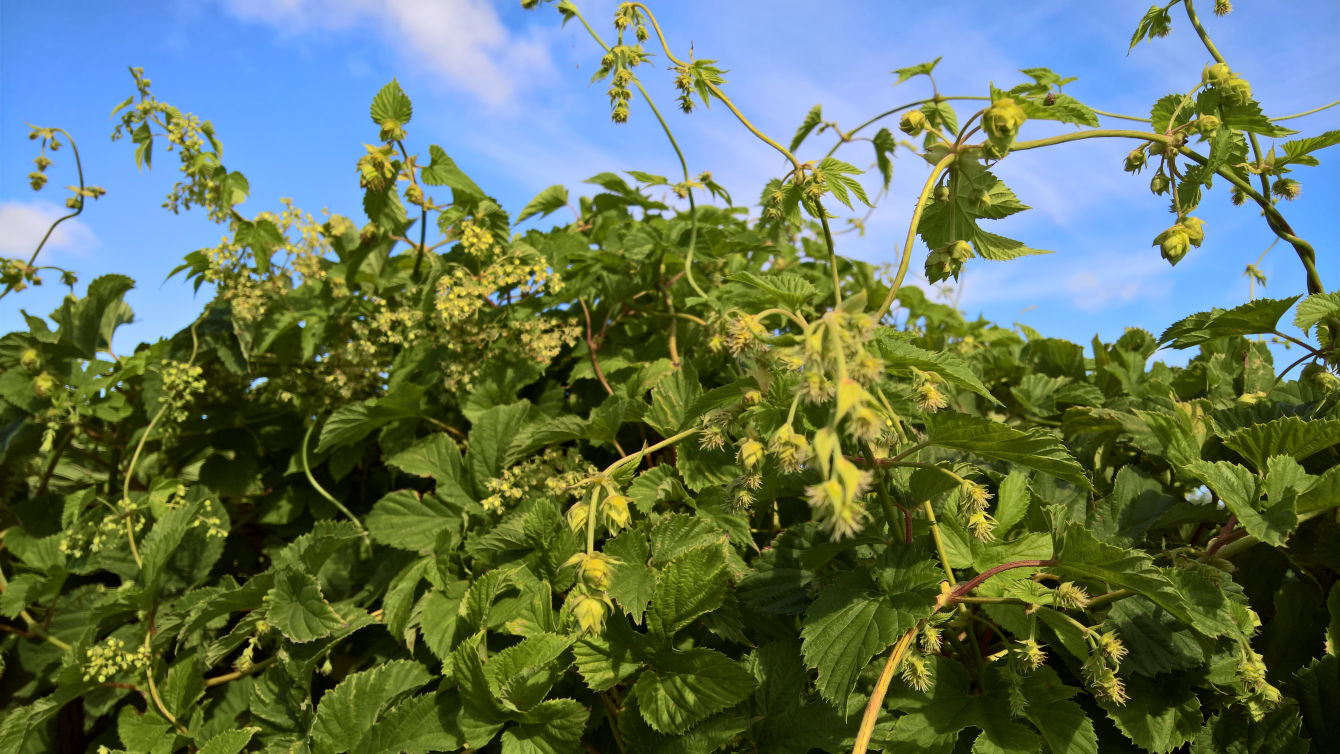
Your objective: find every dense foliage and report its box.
[3,1,1339,752]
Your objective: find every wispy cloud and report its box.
[0,201,98,263]
[218,0,556,106]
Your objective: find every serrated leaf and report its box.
[500,698,589,754]
[311,660,433,754]
[1159,296,1301,348]
[1100,673,1201,753]
[573,617,646,692]
[353,694,465,754]
[800,551,940,710]
[386,432,476,507]
[893,57,942,85]
[1221,415,1340,471]
[1054,524,1208,635]
[197,728,259,754]
[646,540,729,639]
[1279,129,1340,168]
[265,568,345,642]
[515,184,569,225]
[725,270,821,311]
[645,363,702,436]
[467,402,531,496]
[1294,291,1340,336]
[789,104,823,152]
[1187,459,1297,548]
[924,412,1093,490]
[483,632,572,712]
[421,145,485,201]
[1294,655,1339,749]
[873,331,999,404]
[632,647,757,735]
[369,79,413,127]
[367,490,458,551]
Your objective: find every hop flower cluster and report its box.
[59,497,145,559]
[82,636,151,683]
[482,447,587,513]
[1082,628,1129,706]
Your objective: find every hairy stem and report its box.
[877,152,956,319]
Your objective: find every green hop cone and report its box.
[900,110,929,136]
[579,555,613,591]
[1302,364,1339,392]
[982,97,1027,154]
[571,592,610,635]
[1181,216,1206,247]
[378,119,406,142]
[925,240,974,283]
[32,372,58,399]
[1222,75,1253,106]
[20,348,40,372]
[1154,225,1192,265]
[933,185,951,203]
[1195,115,1221,137]
[1150,173,1171,195]
[1202,62,1233,87]
[1124,148,1147,173]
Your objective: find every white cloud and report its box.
[0,201,98,263]
[218,0,555,106]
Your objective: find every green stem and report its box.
[602,427,699,477]
[1008,129,1173,152]
[877,152,956,319]
[814,198,843,306]
[585,486,602,555]
[1182,0,1227,65]
[824,96,991,158]
[922,500,956,585]
[301,422,365,530]
[1091,108,1151,123]
[1271,99,1340,122]
[3,128,86,302]
[860,443,903,543]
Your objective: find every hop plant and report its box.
[1053,581,1091,610]
[899,110,929,136]
[1272,178,1301,200]
[982,97,1027,154]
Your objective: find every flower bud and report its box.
[924,240,973,283]
[1195,115,1221,137]
[20,348,40,372]
[1181,216,1206,247]
[571,593,609,635]
[983,97,1027,152]
[580,554,613,591]
[1230,185,1248,206]
[1302,364,1339,392]
[1149,173,1171,195]
[602,493,631,530]
[32,372,58,398]
[933,185,950,203]
[379,119,406,142]
[1222,76,1253,106]
[899,110,929,136]
[1215,0,1232,15]
[1202,62,1233,87]
[1272,178,1301,201]
[1154,225,1192,265]
[1124,148,1147,173]
[743,388,763,405]
[738,438,766,471]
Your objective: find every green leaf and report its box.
[1279,129,1340,168]
[1107,596,1205,676]
[500,698,589,754]
[873,332,999,404]
[573,617,646,692]
[515,185,569,225]
[645,363,703,436]
[893,57,942,85]
[467,402,531,496]
[367,490,458,551]
[925,412,1093,490]
[789,104,823,152]
[1100,673,1201,752]
[1192,702,1310,754]
[1130,6,1173,50]
[369,79,413,126]
[632,647,758,735]
[1293,655,1339,750]
[1294,291,1340,336]
[813,157,872,209]
[386,432,476,507]
[197,728,259,754]
[800,550,941,710]
[49,274,135,359]
[353,694,465,754]
[873,127,897,188]
[725,271,819,311]
[483,632,572,712]
[1054,524,1207,635]
[422,145,485,201]
[311,660,433,754]
[1221,415,1340,470]
[646,540,729,640]
[265,568,346,642]
[318,386,425,452]
[1158,296,1301,348]
[1018,667,1098,754]
[140,499,201,591]
[604,530,656,622]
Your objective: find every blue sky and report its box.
[2,0,1337,362]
